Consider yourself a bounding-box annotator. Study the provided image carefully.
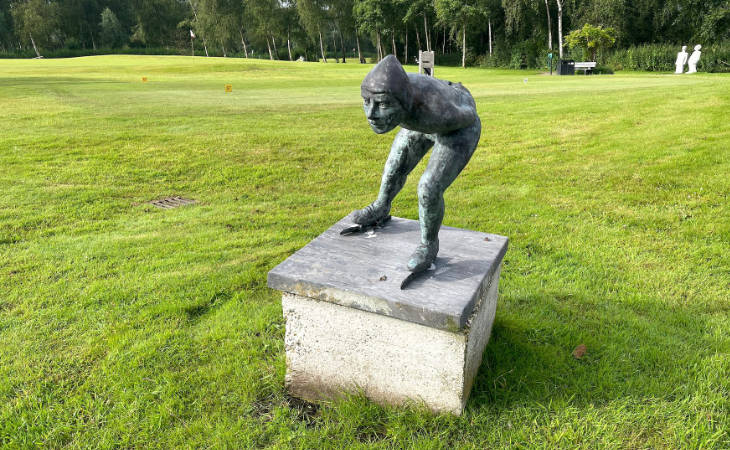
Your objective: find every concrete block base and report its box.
[281,265,501,415]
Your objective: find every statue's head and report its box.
[694,44,702,51]
[682,46,687,51]
[361,55,411,134]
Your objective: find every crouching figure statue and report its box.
[348,55,481,279]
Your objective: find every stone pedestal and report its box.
[267,215,508,415]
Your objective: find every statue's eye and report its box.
[379,102,390,109]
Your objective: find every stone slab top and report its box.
[267,215,508,332]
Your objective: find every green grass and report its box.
[1,55,728,448]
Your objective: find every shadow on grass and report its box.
[467,289,716,412]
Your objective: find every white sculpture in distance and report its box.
[675,46,689,74]
[687,45,702,73]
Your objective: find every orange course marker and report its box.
[225,84,232,93]
[142,77,148,82]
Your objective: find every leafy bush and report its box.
[565,24,617,62]
[604,42,730,72]
[593,65,614,74]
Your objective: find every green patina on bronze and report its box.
[352,55,482,274]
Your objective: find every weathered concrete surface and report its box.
[281,263,501,415]
[268,215,508,331]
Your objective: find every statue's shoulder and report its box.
[408,73,456,87]
[408,74,472,99]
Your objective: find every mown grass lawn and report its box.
[0,55,728,448]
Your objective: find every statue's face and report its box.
[362,93,405,134]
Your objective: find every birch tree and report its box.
[10,0,60,57]
[555,0,563,58]
[353,0,389,60]
[434,0,485,67]
[298,0,329,62]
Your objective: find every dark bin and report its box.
[558,59,575,75]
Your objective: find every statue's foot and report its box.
[352,203,391,227]
[407,239,439,273]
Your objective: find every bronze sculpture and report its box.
[342,55,481,288]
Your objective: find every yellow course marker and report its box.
[142,77,148,82]
[225,84,232,93]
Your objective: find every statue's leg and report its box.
[353,129,434,225]
[408,117,481,272]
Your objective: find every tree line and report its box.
[1,0,728,67]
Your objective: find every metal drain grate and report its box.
[150,196,196,209]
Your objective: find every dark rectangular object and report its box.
[558,59,575,75]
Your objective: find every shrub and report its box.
[604,42,730,72]
[565,24,617,62]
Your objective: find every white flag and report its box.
[190,29,196,39]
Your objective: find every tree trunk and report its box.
[556,0,564,58]
[271,35,279,59]
[544,0,553,50]
[404,27,408,64]
[356,34,364,63]
[318,31,327,62]
[266,35,274,60]
[376,28,382,60]
[29,33,41,58]
[391,28,397,57]
[339,29,346,63]
[488,20,493,55]
[240,29,248,58]
[331,31,339,62]
[442,25,446,54]
[461,23,466,68]
[188,1,208,56]
[415,28,421,51]
[287,29,293,61]
[424,14,430,52]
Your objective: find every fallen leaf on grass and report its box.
[572,344,587,359]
